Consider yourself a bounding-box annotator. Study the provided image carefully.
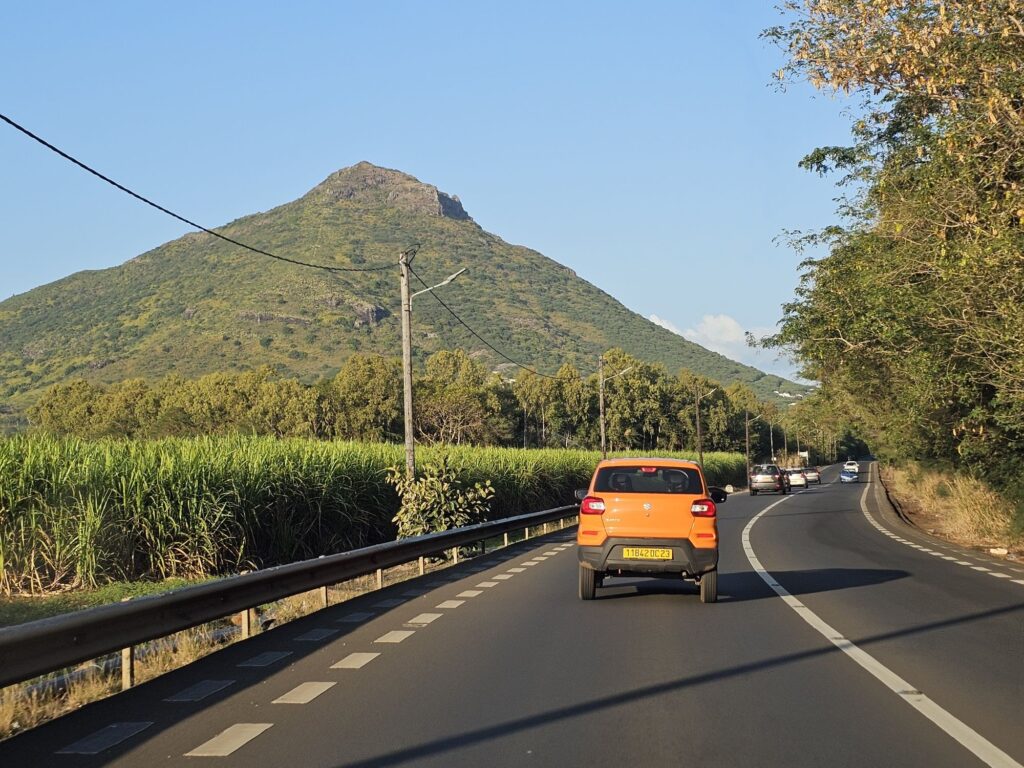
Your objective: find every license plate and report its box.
[622,547,672,560]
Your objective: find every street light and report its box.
[598,358,633,458]
[694,386,718,468]
[399,249,466,479]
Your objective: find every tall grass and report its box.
[0,435,746,593]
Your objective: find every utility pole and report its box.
[744,409,751,484]
[399,248,416,479]
[398,246,465,480]
[769,420,775,462]
[598,357,632,459]
[694,385,718,468]
[598,357,606,458]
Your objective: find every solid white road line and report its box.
[332,652,380,669]
[295,628,338,642]
[436,600,465,609]
[742,485,1023,768]
[374,630,415,644]
[165,679,234,702]
[237,651,292,668]
[185,723,273,757]
[273,682,336,704]
[56,722,153,755]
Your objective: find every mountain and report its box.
[0,162,807,407]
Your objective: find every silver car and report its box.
[803,466,821,484]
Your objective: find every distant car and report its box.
[749,464,788,496]
[840,468,859,483]
[803,466,821,484]
[786,468,808,488]
[843,460,860,472]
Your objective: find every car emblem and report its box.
[643,503,652,513]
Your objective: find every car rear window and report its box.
[753,465,779,474]
[594,466,704,494]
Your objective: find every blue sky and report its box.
[1,2,852,380]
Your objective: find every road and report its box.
[2,464,1022,767]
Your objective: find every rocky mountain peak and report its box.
[313,162,471,221]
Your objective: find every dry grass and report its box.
[883,464,1021,551]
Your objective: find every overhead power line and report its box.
[407,264,560,380]
[0,112,392,273]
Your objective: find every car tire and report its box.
[579,564,596,600]
[700,569,718,603]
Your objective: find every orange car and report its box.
[575,458,727,602]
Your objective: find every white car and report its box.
[786,468,808,488]
[843,460,860,472]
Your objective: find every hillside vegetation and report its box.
[0,162,803,409]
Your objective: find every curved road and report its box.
[2,465,1021,766]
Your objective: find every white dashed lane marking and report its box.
[407,612,442,625]
[332,652,380,669]
[493,574,514,580]
[338,611,375,623]
[375,630,415,644]
[522,561,538,567]
[185,724,273,757]
[165,679,234,702]
[476,581,499,588]
[436,600,464,609]
[457,590,482,598]
[56,722,153,755]
[507,567,526,573]
[295,628,338,642]
[238,651,291,668]
[273,682,335,704]
[858,470,1021,585]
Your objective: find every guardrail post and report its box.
[121,646,134,690]
[452,547,460,564]
[481,540,486,555]
[376,568,384,590]
[524,526,530,540]
[503,532,509,547]
[543,522,549,534]
[319,585,329,608]
[418,556,425,576]
[240,608,251,639]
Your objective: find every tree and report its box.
[331,354,402,442]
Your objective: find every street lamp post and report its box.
[694,385,718,468]
[598,358,633,459]
[398,249,466,479]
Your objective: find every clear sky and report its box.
[1,1,851,381]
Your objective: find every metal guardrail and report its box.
[0,504,578,690]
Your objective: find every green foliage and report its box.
[764,1,1024,496]
[387,456,495,539]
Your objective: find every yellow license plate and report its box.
[622,547,673,560]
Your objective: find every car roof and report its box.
[597,457,701,470]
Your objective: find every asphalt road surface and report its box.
[2,464,1021,767]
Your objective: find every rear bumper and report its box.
[750,481,785,492]
[578,537,717,578]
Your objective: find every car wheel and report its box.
[750,489,758,496]
[579,564,596,600]
[700,569,718,603]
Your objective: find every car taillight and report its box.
[580,496,606,515]
[691,498,716,517]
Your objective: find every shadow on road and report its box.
[329,600,1024,768]
[591,568,909,603]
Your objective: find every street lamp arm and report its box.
[411,267,467,299]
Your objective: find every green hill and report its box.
[0,162,806,407]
